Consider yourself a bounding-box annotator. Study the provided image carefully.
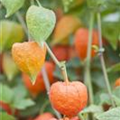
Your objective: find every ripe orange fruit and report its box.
[52,45,70,61]
[74,28,99,61]
[52,45,76,61]
[70,116,80,120]
[22,62,55,96]
[12,41,46,83]
[51,15,82,45]
[115,78,120,87]
[34,112,54,120]
[49,81,88,117]
[59,117,69,120]
[49,118,57,120]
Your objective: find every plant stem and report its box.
[15,12,29,38]
[97,13,115,107]
[41,65,61,119]
[44,42,60,66]
[40,100,49,114]
[84,12,94,105]
[42,66,50,92]
[36,0,42,7]
[44,42,69,84]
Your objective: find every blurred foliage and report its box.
[0,0,120,119]
[0,20,24,52]
[0,112,15,120]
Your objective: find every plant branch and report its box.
[44,42,69,84]
[97,12,115,107]
[41,65,61,119]
[15,11,30,39]
[84,12,94,105]
[36,0,42,7]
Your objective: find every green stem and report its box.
[42,66,50,92]
[44,42,60,66]
[41,65,62,119]
[40,100,49,114]
[15,12,29,38]
[97,13,115,107]
[36,0,42,7]
[44,42,69,84]
[84,12,94,105]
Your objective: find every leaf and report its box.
[19,93,49,117]
[0,112,15,120]
[26,4,56,44]
[1,0,25,17]
[95,107,120,120]
[100,93,111,105]
[92,72,106,88]
[13,99,35,110]
[87,0,107,9]
[113,87,120,98]
[112,87,120,106]
[51,15,82,45]
[112,95,120,106]
[66,57,81,68]
[3,52,19,81]
[87,0,119,11]
[0,84,13,103]
[102,22,120,50]
[0,20,24,52]
[107,63,120,73]
[62,0,84,12]
[80,104,103,114]
[12,85,27,101]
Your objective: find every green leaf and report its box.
[1,0,25,17]
[0,84,13,103]
[92,71,106,88]
[102,22,120,50]
[100,93,111,105]
[87,0,119,11]
[26,4,56,44]
[13,99,35,110]
[3,53,19,81]
[12,85,27,101]
[0,112,15,120]
[20,93,48,117]
[95,107,120,120]
[113,87,120,98]
[87,0,107,9]
[0,20,24,52]
[80,104,103,114]
[107,63,120,73]
[11,85,35,110]
[62,0,84,12]
[112,95,120,106]
[66,57,81,68]
[112,87,120,106]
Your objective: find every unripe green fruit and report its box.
[26,5,56,44]
[1,0,25,17]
